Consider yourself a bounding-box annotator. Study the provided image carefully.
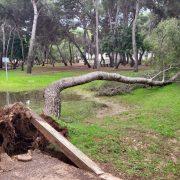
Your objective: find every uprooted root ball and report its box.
[0,103,68,156]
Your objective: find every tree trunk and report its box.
[138,50,145,65]
[114,53,118,67]
[49,52,56,67]
[115,59,121,69]
[17,30,25,71]
[129,54,135,67]
[109,53,115,67]
[27,0,38,74]
[123,5,129,26]
[43,46,48,64]
[49,45,56,67]
[6,28,14,57]
[2,22,6,57]
[67,33,91,68]
[115,54,124,69]
[68,42,73,66]
[132,0,139,72]
[93,0,99,69]
[44,71,180,118]
[10,32,15,60]
[0,53,2,69]
[0,22,6,68]
[122,53,127,66]
[100,54,105,67]
[126,54,129,64]
[83,27,87,65]
[56,45,68,66]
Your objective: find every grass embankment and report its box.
[0,67,179,179]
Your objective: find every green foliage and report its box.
[148,18,180,68]
[101,25,148,56]
[101,30,115,54]
[9,35,29,59]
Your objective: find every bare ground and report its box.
[0,150,99,180]
[31,63,149,75]
[74,90,127,119]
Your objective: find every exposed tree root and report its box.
[0,103,67,156]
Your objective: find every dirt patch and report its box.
[0,150,99,180]
[61,92,83,102]
[31,63,148,75]
[74,90,127,119]
[96,100,127,119]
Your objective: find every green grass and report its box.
[0,68,82,92]
[0,67,151,92]
[0,67,179,179]
[57,83,180,179]
[119,84,180,137]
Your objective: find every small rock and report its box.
[17,152,32,162]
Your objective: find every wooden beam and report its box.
[29,111,105,175]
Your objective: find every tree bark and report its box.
[10,32,15,60]
[1,22,6,57]
[6,28,14,57]
[138,50,145,65]
[83,27,87,65]
[49,45,56,67]
[0,53,2,69]
[17,30,25,71]
[115,55,122,69]
[0,22,6,68]
[129,54,135,67]
[68,42,73,66]
[27,0,38,74]
[93,0,100,69]
[109,53,115,67]
[132,0,139,72]
[44,71,180,118]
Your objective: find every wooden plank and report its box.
[29,111,105,175]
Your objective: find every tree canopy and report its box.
[0,0,179,72]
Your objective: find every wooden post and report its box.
[29,111,104,175]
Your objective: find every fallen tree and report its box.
[44,71,180,118]
[0,103,116,177]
